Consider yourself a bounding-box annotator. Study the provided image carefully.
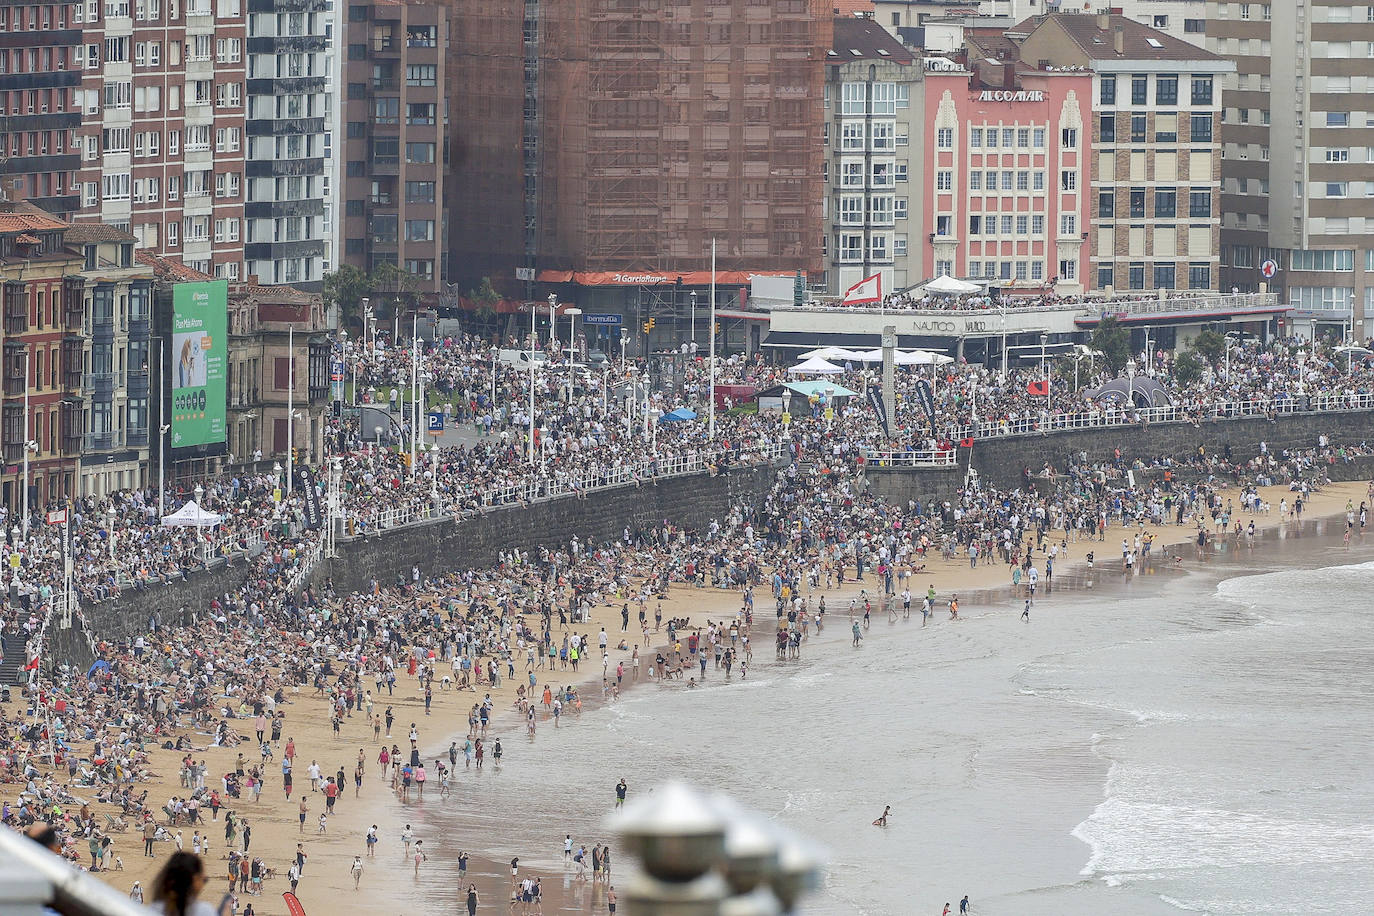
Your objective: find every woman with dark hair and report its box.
[150,851,217,916]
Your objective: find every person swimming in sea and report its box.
[872,805,890,826]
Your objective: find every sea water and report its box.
[410,527,1374,915]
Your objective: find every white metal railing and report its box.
[773,291,1280,317]
[863,449,959,468]
[939,392,1374,443]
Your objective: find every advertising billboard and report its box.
[171,280,228,449]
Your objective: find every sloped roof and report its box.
[831,16,915,64]
[135,249,214,282]
[0,201,67,235]
[65,222,136,244]
[1016,13,1222,62]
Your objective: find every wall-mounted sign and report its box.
[977,90,1045,103]
[924,57,965,72]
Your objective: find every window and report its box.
[1290,250,1354,271]
[935,215,952,237]
[405,181,435,203]
[838,196,863,225]
[1155,188,1177,218]
[838,233,862,261]
[1002,128,1013,147]
[404,219,434,242]
[1100,114,1115,143]
[405,142,435,163]
[872,123,894,150]
[1327,111,1350,127]
[894,164,907,182]
[405,65,436,86]
[1130,114,1147,143]
[985,129,997,148]
[1129,263,1146,289]
[1326,182,1349,198]
[1131,74,1148,105]
[1100,75,1116,105]
[1130,189,1146,218]
[968,215,982,235]
[936,170,952,191]
[936,127,953,149]
[840,161,863,188]
[894,235,907,256]
[1156,75,1178,106]
[1015,261,1028,281]
[894,197,907,220]
[840,82,865,115]
[1061,127,1077,149]
[1060,170,1077,191]
[1000,171,1013,191]
[1188,264,1210,290]
[1188,190,1211,217]
[1058,259,1077,280]
[1155,114,1177,144]
[1017,128,1029,148]
[1031,215,1044,235]
[1154,264,1176,289]
[1059,214,1077,237]
[1000,215,1013,235]
[1017,171,1029,191]
[1016,215,1028,235]
[1190,115,1212,143]
[1097,267,1114,289]
[970,128,982,147]
[1033,127,1045,148]
[969,171,981,191]
[1033,171,1045,191]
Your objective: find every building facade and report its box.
[920,54,1092,293]
[340,0,447,292]
[0,203,84,513]
[0,0,82,217]
[1011,13,1230,292]
[74,0,248,281]
[824,17,924,297]
[67,222,152,496]
[225,280,328,463]
[1209,0,1374,338]
[244,0,329,288]
[451,0,832,309]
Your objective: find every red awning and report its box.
[537,269,802,287]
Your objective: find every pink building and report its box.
[921,59,1092,295]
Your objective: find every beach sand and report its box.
[75,478,1368,915]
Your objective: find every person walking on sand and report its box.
[466,885,479,916]
[615,778,628,808]
[350,855,363,890]
[872,805,890,826]
[960,895,970,914]
[948,596,959,620]
[851,620,862,646]
[607,885,617,914]
[1022,599,1031,622]
[366,824,377,857]
[412,840,427,876]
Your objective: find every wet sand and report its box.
[74,478,1368,914]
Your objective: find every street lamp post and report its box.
[548,293,559,356]
[193,483,206,566]
[689,290,697,345]
[272,462,282,516]
[286,325,295,496]
[781,388,793,445]
[1040,333,1049,406]
[489,346,498,412]
[19,348,29,536]
[107,507,116,560]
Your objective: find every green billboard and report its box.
[170,280,227,449]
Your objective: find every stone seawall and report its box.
[71,409,1374,661]
[867,407,1374,502]
[314,464,779,596]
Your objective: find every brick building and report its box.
[340,0,447,291]
[0,203,84,514]
[451,0,832,316]
[0,0,82,217]
[74,0,248,281]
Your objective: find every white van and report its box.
[498,349,549,369]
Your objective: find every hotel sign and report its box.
[977,90,1045,103]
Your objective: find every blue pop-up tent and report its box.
[659,407,698,422]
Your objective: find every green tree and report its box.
[322,264,373,329]
[1191,329,1226,365]
[1173,350,1204,386]
[1090,316,1131,373]
[370,261,421,318]
[468,276,500,325]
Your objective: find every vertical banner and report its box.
[914,380,937,433]
[171,280,228,449]
[865,386,891,437]
[295,467,323,529]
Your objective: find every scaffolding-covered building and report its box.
[450,0,832,324]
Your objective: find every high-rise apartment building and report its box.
[244,0,329,288]
[451,0,831,313]
[74,0,248,281]
[0,0,81,217]
[1010,13,1230,292]
[823,17,924,296]
[1210,0,1374,338]
[339,0,447,291]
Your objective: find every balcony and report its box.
[247,35,328,54]
[245,75,327,96]
[244,157,324,178]
[84,429,126,452]
[127,368,149,397]
[371,156,400,175]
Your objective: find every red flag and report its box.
[1027,380,1049,396]
[959,437,974,448]
[282,892,308,916]
[23,656,39,671]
